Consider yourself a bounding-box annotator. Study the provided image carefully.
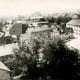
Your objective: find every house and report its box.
[0,61,11,80]
[9,23,28,37]
[66,20,80,37]
[3,23,28,37]
[26,25,59,40]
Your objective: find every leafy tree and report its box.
[55,16,72,25]
[48,17,55,23]
[42,39,80,79]
[39,18,46,22]
[55,16,62,25]
[2,38,80,80]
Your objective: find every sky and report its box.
[0,0,80,17]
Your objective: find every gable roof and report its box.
[0,43,19,56]
[0,61,10,72]
[66,20,80,26]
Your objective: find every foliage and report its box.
[0,36,15,45]
[1,38,80,80]
[46,15,72,25]
[47,17,55,23]
[39,18,46,22]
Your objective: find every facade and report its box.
[26,25,59,40]
[0,61,11,80]
[10,23,28,37]
[66,20,80,37]
[51,25,59,40]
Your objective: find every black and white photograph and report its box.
[0,0,80,80]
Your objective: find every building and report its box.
[3,23,28,37]
[66,20,80,37]
[26,25,59,40]
[19,24,59,46]
[0,61,11,80]
[0,43,19,56]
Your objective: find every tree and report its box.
[42,39,80,79]
[39,18,46,22]
[55,16,72,25]
[55,16,62,25]
[48,17,55,23]
[2,38,80,80]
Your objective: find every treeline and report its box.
[39,15,72,25]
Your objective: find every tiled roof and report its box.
[0,61,11,72]
[66,20,80,26]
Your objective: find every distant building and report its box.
[0,61,11,80]
[66,20,80,37]
[26,25,59,40]
[31,16,43,22]
[5,19,13,25]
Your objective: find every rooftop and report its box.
[0,43,19,56]
[31,16,43,20]
[66,20,80,26]
[3,23,24,31]
[66,38,80,50]
[0,61,10,72]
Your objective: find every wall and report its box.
[31,30,51,39]
[22,24,28,34]
[9,23,22,37]
[0,69,10,80]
